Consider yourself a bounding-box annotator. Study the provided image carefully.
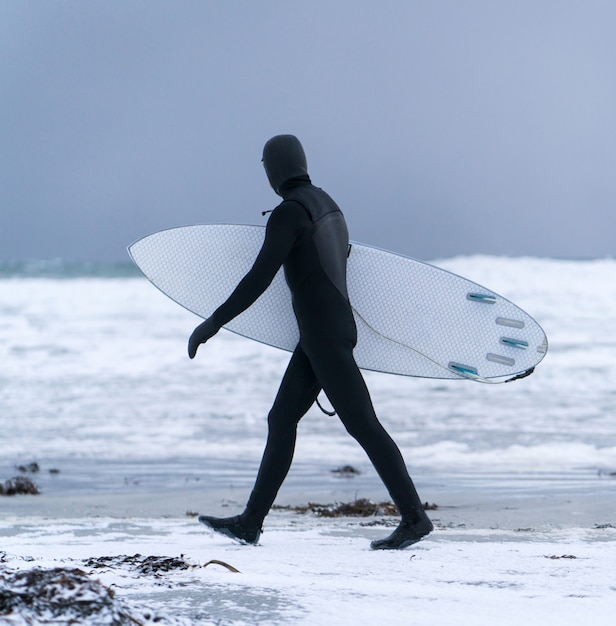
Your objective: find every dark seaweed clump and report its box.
[0,555,240,624]
[544,554,578,560]
[16,462,40,474]
[0,476,40,496]
[0,566,148,625]
[1,462,61,495]
[316,499,399,517]
[0,461,47,496]
[275,498,438,518]
[85,553,196,576]
[84,553,240,575]
[330,465,361,477]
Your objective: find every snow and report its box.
[2,515,615,625]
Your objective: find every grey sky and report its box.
[1,0,614,261]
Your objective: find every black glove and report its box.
[188,317,220,359]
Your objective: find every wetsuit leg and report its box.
[244,344,321,523]
[304,341,425,521]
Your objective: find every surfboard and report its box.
[128,224,547,382]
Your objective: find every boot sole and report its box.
[198,516,260,545]
[370,523,433,550]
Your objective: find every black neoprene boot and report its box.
[198,513,262,545]
[370,511,433,550]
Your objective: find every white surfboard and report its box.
[128,224,547,382]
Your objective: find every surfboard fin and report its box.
[448,362,479,378]
[500,337,529,349]
[467,293,497,304]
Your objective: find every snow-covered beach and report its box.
[1,256,615,624]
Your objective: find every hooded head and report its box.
[262,135,309,195]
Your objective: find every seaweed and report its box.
[544,554,578,560]
[16,462,40,474]
[84,553,240,575]
[330,465,361,477]
[0,566,144,624]
[84,553,196,575]
[0,476,40,496]
[274,498,438,518]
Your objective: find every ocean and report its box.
[1,256,615,625]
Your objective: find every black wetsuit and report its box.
[209,177,425,524]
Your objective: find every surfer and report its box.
[188,135,433,549]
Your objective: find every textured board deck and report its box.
[129,225,548,381]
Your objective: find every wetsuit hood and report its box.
[262,135,309,195]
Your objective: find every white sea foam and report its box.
[2,257,615,469]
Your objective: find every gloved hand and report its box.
[188,317,220,359]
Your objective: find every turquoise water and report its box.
[0,259,140,279]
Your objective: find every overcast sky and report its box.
[1,0,615,262]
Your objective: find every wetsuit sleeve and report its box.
[211,203,307,327]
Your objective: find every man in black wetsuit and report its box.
[188,135,433,550]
